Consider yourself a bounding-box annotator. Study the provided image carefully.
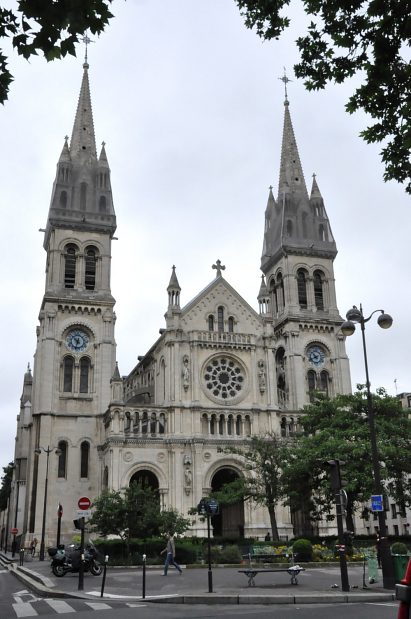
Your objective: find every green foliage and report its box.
[236,0,411,193]
[283,387,411,532]
[391,541,408,555]
[0,1,114,103]
[292,538,313,561]
[90,483,191,541]
[93,537,199,565]
[0,462,13,511]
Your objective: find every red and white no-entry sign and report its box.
[78,496,91,510]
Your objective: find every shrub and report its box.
[292,538,313,562]
[391,542,409,555]
[220,545,242,564]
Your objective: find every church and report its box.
[6,59,353,548]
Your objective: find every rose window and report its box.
[203,356,246,402]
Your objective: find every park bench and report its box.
[238,552,305,587]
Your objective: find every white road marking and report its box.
[12,602,38,617]
[126,604,147,607]
[45,599,74,613]
[84,602,113,610]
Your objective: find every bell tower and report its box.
[27,61,118,540]
[260,92,351,410]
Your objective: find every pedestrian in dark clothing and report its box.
[160,533,182,575]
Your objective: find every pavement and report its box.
[0,551,396,605]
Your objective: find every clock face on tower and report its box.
[307,345,325,367]
[66,329,89,353]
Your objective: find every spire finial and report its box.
[212,259,226,278]
[279,67,292,104]
[82,33,93,67]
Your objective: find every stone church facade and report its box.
[7,62,353,547]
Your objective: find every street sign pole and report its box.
[78,517,85,591]
[207,513,212,593]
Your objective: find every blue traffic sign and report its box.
[371,494,383,511]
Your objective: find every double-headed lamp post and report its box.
[34,446,61,561]
[341,304,395,589]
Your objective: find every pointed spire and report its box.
[58,136,71,163]
[98,141,109,166]
[258,274,268,299]
[310,173,322,199]
[167,265,181,310]
[278,99,308,200]
[70,62,97,161]
[111,362,121,381]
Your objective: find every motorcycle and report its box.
[48,541,103,577]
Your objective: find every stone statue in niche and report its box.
[257,359,266,393]
[184,467,192,495]
[182,356,190,391]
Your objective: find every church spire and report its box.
[44,61,116,248]
[278,98,308,200]
[70,61,97,162]
[167,265,181,310]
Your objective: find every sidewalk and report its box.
[0,551,396,605]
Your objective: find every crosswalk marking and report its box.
[12,602,38,617]
[85,602,113,610]
[45,599,75,613]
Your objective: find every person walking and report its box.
[30,538,38,558]
[160,533,182,575]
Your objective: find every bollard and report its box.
[19,548,24,566]
[142,554,146,599]
[100,555,109,598]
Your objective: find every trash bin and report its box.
[393,555,410,583]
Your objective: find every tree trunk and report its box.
[268,503,279,541]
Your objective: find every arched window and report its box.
[85,247,97,290]
[60,190,67,207]
[99,195,107,213]
[276,273,285,313]
[57,441,67,478]
[297,269,308,308]
[217,306,224,332]
[64,244,78,288]
[307,370,316,402]
[208,315,214,331]
[286,219,293,236]
[320,370,329,396]
[63,356,74,392]
[228,316,234,333]
[313,270,324,310]
[80,182,87,211]
[79,357,91,393]
[80,441,89,478]
[319,224,326,241]
[280,417,287,437]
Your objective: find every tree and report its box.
[0,0,113,103]
[283,387,411,532]
[90,482,191,544]
[0,462,13,511]
[216,435,289,541]
[236,0,411,193]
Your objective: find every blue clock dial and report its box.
[66,329,89,352]
[307,345,325,367]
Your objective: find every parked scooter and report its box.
[48,541,103,577]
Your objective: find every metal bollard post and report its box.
[19,548,24,566]
[142,554,146,599]
[100,555,109,598]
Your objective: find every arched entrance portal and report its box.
[211,468,244,538]
[130,470,159,491]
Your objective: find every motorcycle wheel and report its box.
[52,564,66,577]
[90,561,103,576]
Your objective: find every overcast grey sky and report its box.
[1,0,410,472]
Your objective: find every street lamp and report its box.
[341,303,395,589]
[11,460,21,558]
[34,446,61,561]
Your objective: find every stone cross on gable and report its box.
[212,259,226,278]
